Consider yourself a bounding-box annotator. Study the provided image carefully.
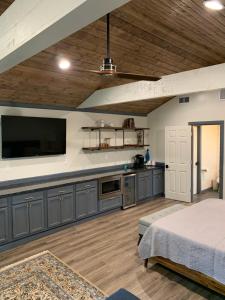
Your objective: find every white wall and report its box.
[0,106,147,181]
[147,89,225,197]
[201,125,220,191]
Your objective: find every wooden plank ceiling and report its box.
[1,0,225,115]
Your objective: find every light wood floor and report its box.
[0,196,223,300]
[193,190,219,203]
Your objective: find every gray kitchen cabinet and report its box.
[12,191,46,239]
[76,190,88,219]
[145,172,153,198]
[0,207,10,245]
[75,181,98,220]
[87,188,98,215]
[61,193,75,224]
[29,199,45,234]
[153,170,164,196]
[47,186,75,228]
[12,203,29,239]
[137,171,153,201]
[137,176,146,201]
[48,196,61,228]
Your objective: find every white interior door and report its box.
[165,126,192,202]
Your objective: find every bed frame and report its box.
[145,257,225,296]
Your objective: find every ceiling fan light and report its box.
[58,58,71,70]
[204,0,224,10]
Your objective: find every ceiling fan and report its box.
[76,14,161,81]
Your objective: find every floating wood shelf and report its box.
[82,126,149,131]
[82,144,150,152]
[82,126,150,152]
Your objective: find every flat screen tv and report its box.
[1,115,66,158]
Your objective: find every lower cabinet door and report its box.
[153,172,164,196]
[61,193,75,224]
[0,207,9,244]
[153,174,160,196]
[48,196,61,228]
[145,173,153,199]
[29,199,45,234]
[137,176,146,201]
[12,203,29,239]
[87,188,98,216]
[75,190,88,220]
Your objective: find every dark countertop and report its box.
[0,165,164,197]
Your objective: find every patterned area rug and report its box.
[0,251,106,299]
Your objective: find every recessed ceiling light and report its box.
[58,58,71,70]
[204,0,224,10]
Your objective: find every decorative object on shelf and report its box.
[123,118,135,129]
[137,130,143,146]
[99,138,111,149]
[104,138,111,147]
[105,121,114,127]
[96,120,105,127]
[145,148,150,164]
[99,143,108,149]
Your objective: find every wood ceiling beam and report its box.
[0,0,130,73]
[79,62,225,109]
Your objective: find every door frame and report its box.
[189,121,224,199]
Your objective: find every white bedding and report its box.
[138,199,225,284]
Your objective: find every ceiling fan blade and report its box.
[74,67,102,74]
[112,72,161,81]
[74,68,161,81]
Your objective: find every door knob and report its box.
[165,165,169,169]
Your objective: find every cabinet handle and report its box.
[59,191,65,194]
[25,196,34,200]
[85,185,91,188]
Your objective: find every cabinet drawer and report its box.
[47,185,73,197]
[99,196,122,212]
[153,169,163,176]
[145,170,153,176]
[12,191,44,205]
[76,180,97,192]
[0,198,8,208]
[138,170,153,178]
[138,172,146,178]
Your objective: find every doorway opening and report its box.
[189,121,224,201]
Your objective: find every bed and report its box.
[138,199,225,296]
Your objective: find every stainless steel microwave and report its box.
[99,175,122,200]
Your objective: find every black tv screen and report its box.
[1,115,66,158]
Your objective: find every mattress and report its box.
[138,199,225,284]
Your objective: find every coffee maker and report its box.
[133,154,144,169]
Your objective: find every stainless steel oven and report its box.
[99,175,122,200]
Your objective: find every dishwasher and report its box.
[122,173,136,209]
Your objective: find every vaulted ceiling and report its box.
[1,0,225,115]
